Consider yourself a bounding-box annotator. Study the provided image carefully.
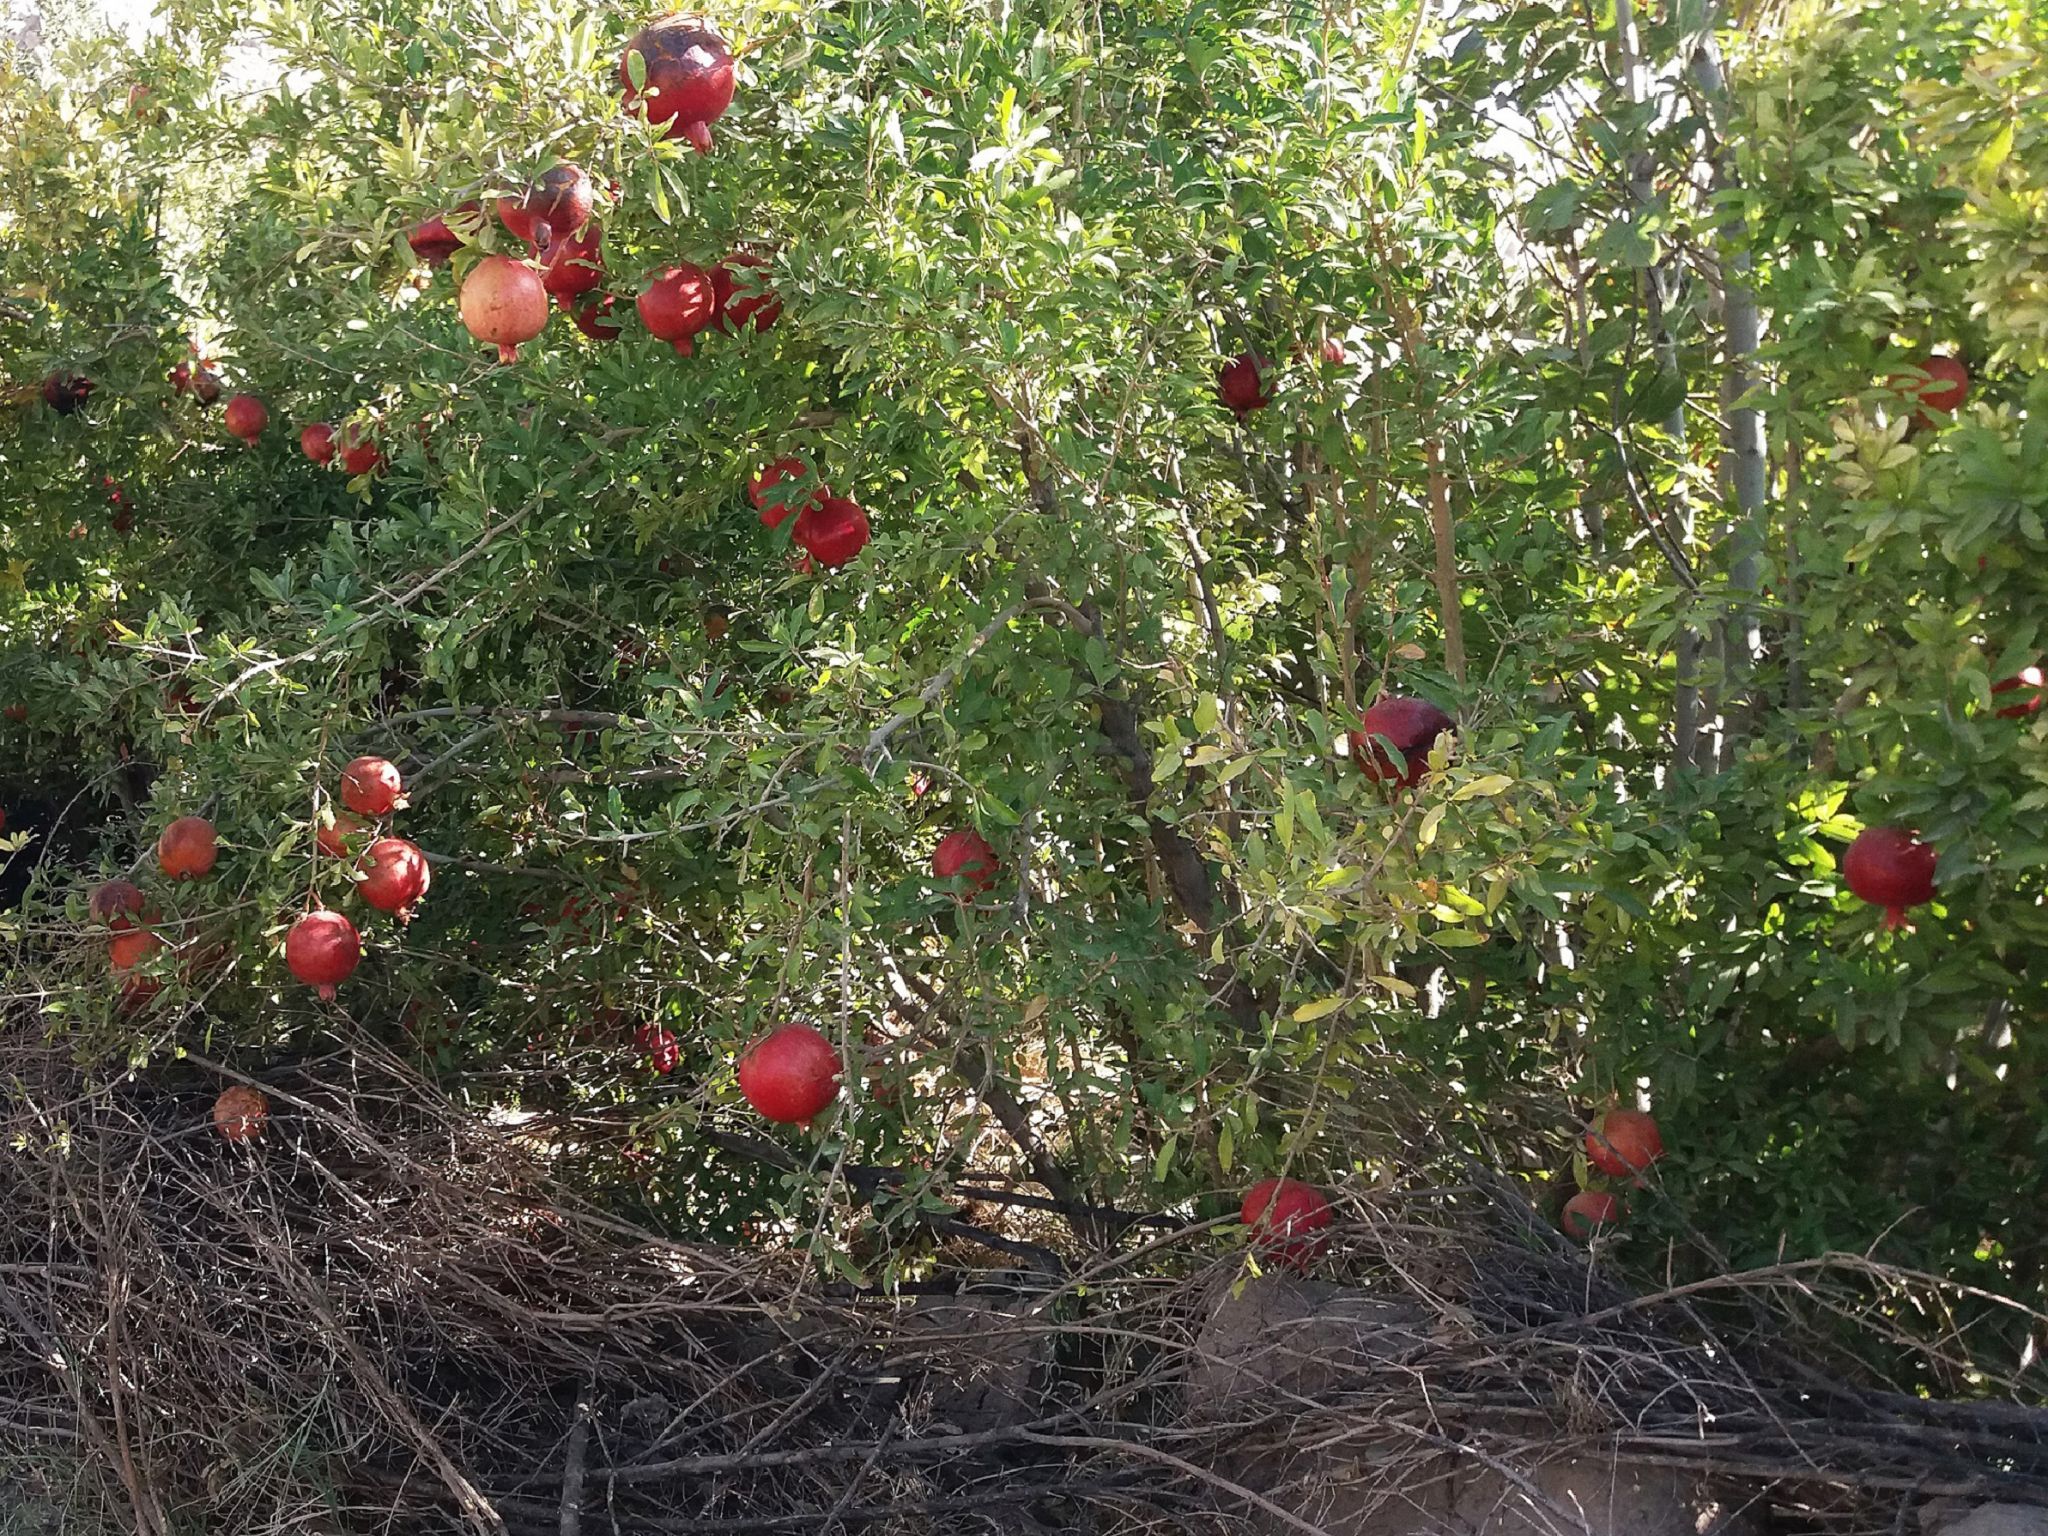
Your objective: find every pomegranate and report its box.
[1349,695,1454,787]
[112,505,134,534]
[1888,353,1969,427]
[90,878,147,929]
[192,368,223,406]
[704,609,730,640]
[224,393,268,444]
[538,222,605,300]
[620,17,736,154]
[1562,1190,1621,1240]
[212,1085,269,1143]
[566,292,624,340]
[640,1023,681,1075]
[1584,1109,1664,1181]
[932,828,998,897]
[300,423,336,464]
[637,264,717,355]
[316,809,367,858]
[1843,825,1937,930]
[498,164,593,247]
[793,496,870,567]
[340,756,407,816]
[1318,337,1348,365]
[1216,353,1271,418]
[460,254,550,363]
[749,457,822,529]
[110,926,163,972]
[1240,1177,1332,1267]
[357,836,431,922]
[3,703,25,722]
[285,908,361,1000]
[42,373,94,415]
[737,1025,841,1126]
[118,974,162,1012]
[157,816,218,880]
[407,205,474,266]
[712,252,781,333]
[339,424,384,476]
[1992,665,2045,719]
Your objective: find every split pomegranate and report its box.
[1349,695,1454,787]
[316,809,367,859]
[1992,665,2045,719]
[1562,1190,1621,1240]
[285,908,361,1000]
[357,836,431,922]
[212,1085,269,1143]
[1584,1109,1664,1181]
[712,252,781,333]
[90,878,147,929]
[538,222,605,300]
[407,205,475,266]
[1889,353,1969,427]
[498,164,594,247]
[460,254,550,363]
[932,828,998,897]
[793,496,870,568]
[565,292,624,340]
[224,393,268,444]
[300,423,336,464]
[620,16,736,154]
[1240,1177,1332,1267]
[157,816,218,880]
[1842,825,1937,931]
[737,1025,841,1126]
[749,457,822,528]
[340,756,407,816]
[338,424,384,476]
[1216,353,1271,418]
[637,264,717,355]
[42,373,94,415]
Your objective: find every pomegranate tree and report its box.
[620,16,736,154]
[459,254,550,363]
[498,164,593,247]
[712,252,780,332]
[356,837,431,923]
[737,1025,841,1126]
[157,816,218,880]
[793,496,870,567]
[1584,1108,1664,1180]
[1239,1177,1332,1267]
[340,756,407,816]
[224,393,268,444]
[1216,353,1271,417]
[637,264,717,355]
[932,828,998,897]
[1562,1190,1621,1240]
[1842,825,1937,930]
[749,457,821,528]
[1349,695,1454,787]
[285,908,361,1000]
[212,1085,269,1143]
[299,422,336,464]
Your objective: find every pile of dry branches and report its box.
[1,1020,2043,1536]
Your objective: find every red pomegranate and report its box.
[316,809,367,859]
[157,816,218,880]
[749,457,822,528]
[1216,353,1271,417]
[1888,353,1969,427]
[538,222,605,300]
[565,292,624,340]
[1240,1177,1332,1267]
[640,1023,681,1075]
[357,836,431,922]
[620,17,736,154]
[637,265,717,355]
[192,368,223,406]
[738,1025,842,1126]
[1842,825,1937,930]
[712,252,781,333]
[932,828,998,897]
[1584,1109,1664,1180]
[212,1085,269,1143]
[3,703,25,722]
[498,164,594,247]
[340,756,406,816]
[224,393,268,444]
[1318,337,1348,365]
[285,909,361,1000]
[42,373,94,415]
[460,254,550,363]
[1561,1189,1621,1240]
[407,206,474,266]
[110,926,163,972]
[118,974,163,1012]
[1349,695,1454,787]
[300,423,336,464]
[793,496,870,568]
[1992,665,2045,719]
[91,878,148,929]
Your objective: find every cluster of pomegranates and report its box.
[747,456,872,569]
[91,811,220,1009]
[284,755,429,1000]
[1563,1107,1666,1241]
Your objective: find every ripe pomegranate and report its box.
[1240,1177,1332,1267]
[538,222,605,300]
[316,809,367,858]
[1318,337,1348,365]
[566,292,624,340]
[110,926,163,972]
[637,265,717,355]
[118,974,163,1012]
[407,205,475,266]
[339,424,384,476]
[620,17,736,154]
[704,609,730,640]
[1216,353,1271,417]
[1843,825,1937,930]
[460,254,550,363]
[749,457,822,528]
[340,756,407,816]
[192,368,223,405]
[1584,1109,1664,1180]
[712,252,781,333]
[1992,665,2045,718]
[285,909,361,1000]
[737,1025,841,1126]
[498,164,593,247]
[224,393,268,444]
[357,836,431,922]
[932,828,998,897]
[1888,353,1969,427]
[91,878,148,929]
[157,816,218,880]
[793,496,870,567]
[1349,695,1454,787]
[42,373,94,415]
[1562,1189,1621,1240]
[300,423,336,464]
[639,1023,681,1075]
[3,703,25,722]
[212,1085,269,1143]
